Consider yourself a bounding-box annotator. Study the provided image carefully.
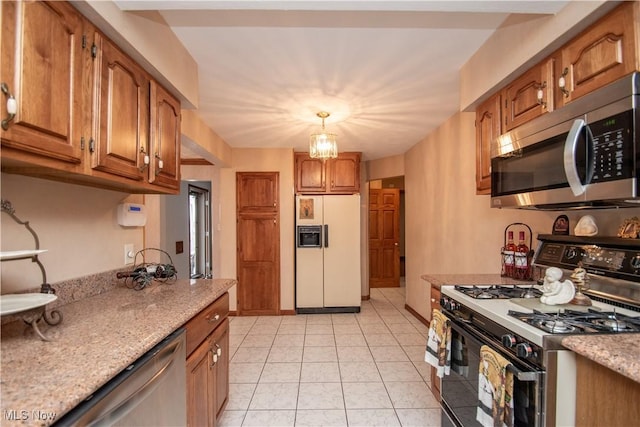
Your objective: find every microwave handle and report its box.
[563,119,587,196]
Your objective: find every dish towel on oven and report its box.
[477,345,514,427]
[424,309,451,377]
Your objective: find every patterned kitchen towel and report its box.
[477,345,514,427]
[424,309,451,377]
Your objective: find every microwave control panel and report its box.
[589,109,634,183]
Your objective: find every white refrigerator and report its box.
[295,194,361,313]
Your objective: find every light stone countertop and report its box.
[0,278,236,426]
[420,273,535,290]
[562,334,640,384]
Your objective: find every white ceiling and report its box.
[115,1,568,161]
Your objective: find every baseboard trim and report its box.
[405,304,429,326]
[230,310,297,316]
[361,295,370,301]
[296,306,361,314]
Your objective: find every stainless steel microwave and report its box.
[491,72,640,210]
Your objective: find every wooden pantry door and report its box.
[236,172,280,315]
[369,188,400,288]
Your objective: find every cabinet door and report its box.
[295,153,326,193]
[503,59,554,131]
[187,335,215,427]
[475,93,501,195]
[91,32,149,181]
[237,172,279,212]
[211,319,229,418]
[0,1,84,165]
[328,152,361,193]
[558,2,637,105]
[148,80,181,190]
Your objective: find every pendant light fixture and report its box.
[309,111,338,159]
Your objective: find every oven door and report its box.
[441,319,544,427]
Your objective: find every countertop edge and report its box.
[562,334,640,384]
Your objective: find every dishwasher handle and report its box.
[53,328,187,427]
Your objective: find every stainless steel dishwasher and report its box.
[54,328,187,426]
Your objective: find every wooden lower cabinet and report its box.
[186,295,230,427]
[575,354,640,427]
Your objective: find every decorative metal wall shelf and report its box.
[1,199,62,340]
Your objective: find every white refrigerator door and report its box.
[323,195,361,308]
[295,195,324,308]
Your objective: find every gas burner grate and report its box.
[454,285,541,300]
[508,309,640,334]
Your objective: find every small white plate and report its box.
[0,293,57,316]
[0,250,48,261]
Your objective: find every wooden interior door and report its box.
[369,188,400,288]
[236,172,280,315]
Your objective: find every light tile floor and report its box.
[219,287,442,427]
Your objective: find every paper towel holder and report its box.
[117,203,147,227]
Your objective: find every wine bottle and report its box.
[503,231,516,277]
[515,231,529,279]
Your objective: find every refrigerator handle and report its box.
[324,224,329,248]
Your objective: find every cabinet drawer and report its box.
[185,293,229,356]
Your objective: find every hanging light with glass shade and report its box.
[309,111,338,159]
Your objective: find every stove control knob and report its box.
[566,248,577,259]
[630,255,640,270]
[501,334,517,348]
[516,343,533,358]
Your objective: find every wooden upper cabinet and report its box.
[557,1,638,105]
[295,154,326,193]
[0,0,84,167]
[90,32,149,181]
[329,152,361,193]
[475,93,501,195]
[295,152,361,194]
[237,172,279,212]
[503,58,555,132]
[148,81,181,190]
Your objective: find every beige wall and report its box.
[0,173,144,294]
[403,112,640,320]
[366,154,405,181]
[219,148,296,312]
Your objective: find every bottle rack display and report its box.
[0,199,62,340]
[501,222,534,280]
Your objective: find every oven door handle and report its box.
[507,364,540,382]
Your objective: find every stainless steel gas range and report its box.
[439,235,640,427]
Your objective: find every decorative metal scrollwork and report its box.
[1,199,63,340]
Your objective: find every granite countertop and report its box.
[421,273,535,289]
[562,334,640,384]
[0,278,236,426]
